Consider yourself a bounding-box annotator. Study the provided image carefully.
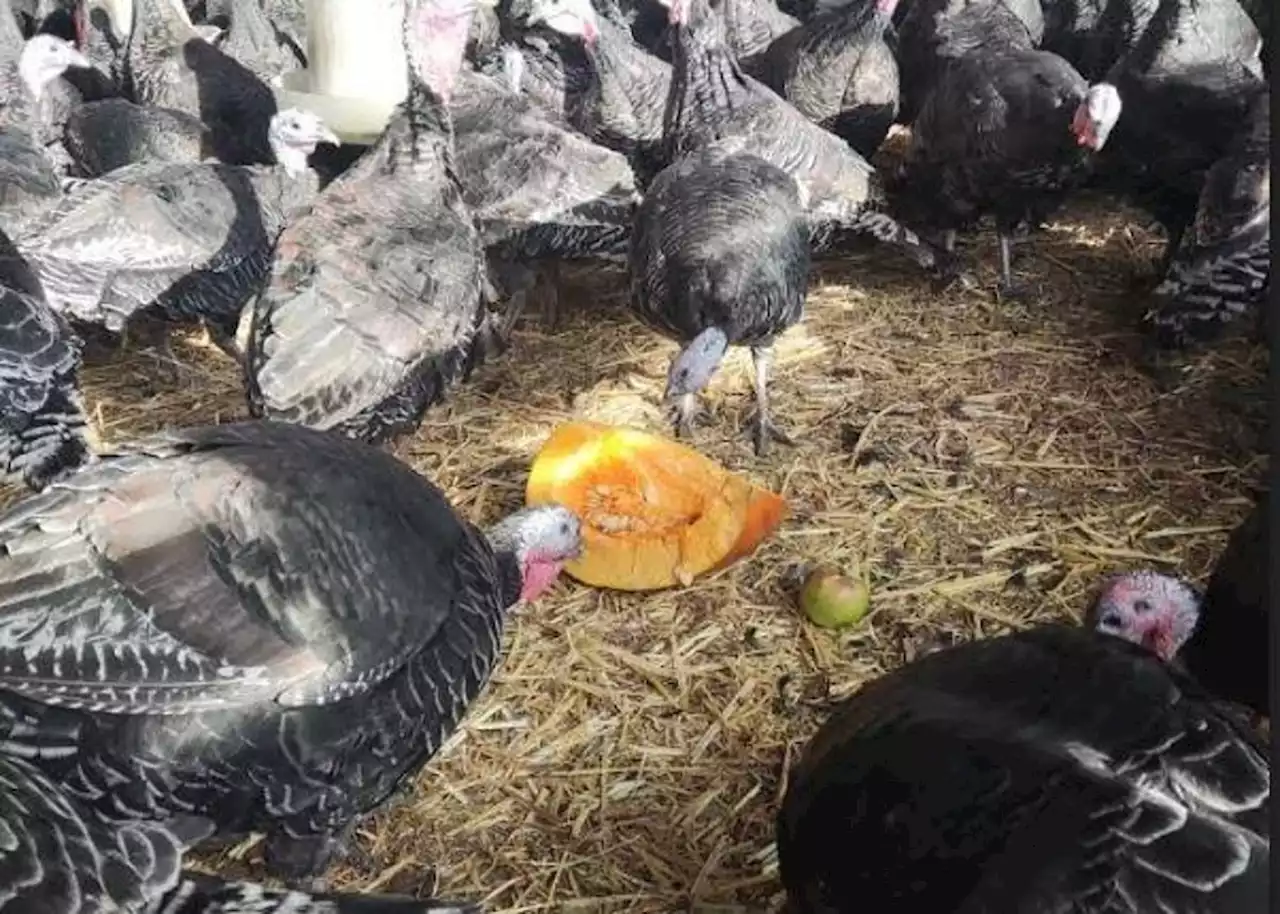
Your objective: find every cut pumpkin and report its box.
[526,421,787,591]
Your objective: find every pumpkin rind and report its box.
[526,422,785,591]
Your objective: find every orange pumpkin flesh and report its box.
[526,422,787,591]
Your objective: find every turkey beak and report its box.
[65,47,92,71]
[316,125,342,148]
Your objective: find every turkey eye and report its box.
[1100,612,1122,628]
[559,523,569,535]
[1133,599,1151,613]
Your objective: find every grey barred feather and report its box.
[0,753,483,913]
[665,0,946,273]
[0,283,89,490]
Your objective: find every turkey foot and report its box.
[750,412,795,457]
[995,234,1030,300]
[669,392,701,440]
[749,345,793,457]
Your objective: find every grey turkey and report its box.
[13,28,208,183]
[472,0,595,125]
[633,0,799,64]
[445,64,640,329]
[891,49,1122,295]
[1084,0,1264,274]
[0,25,82,230]
[1144,86,1269,347]
[243,0,500,444]
[213,0,305,83]
[98,0,283,165]
[0,272,89,489]
[0,751,486,913]
[630,144,809,455]
[3,3,120,172]
[9,106,337,359]
[892,0,1043,123]
[505,0,673,185]
[1088,494,1271,720]
[754,0,900,159]
[777,624,1270,914]
[664,0,952,276]
[0,419,582,883]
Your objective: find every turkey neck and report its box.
[663,0,755,162]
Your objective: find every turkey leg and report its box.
[750,344,794,457]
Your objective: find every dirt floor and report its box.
[21,193,1268,913]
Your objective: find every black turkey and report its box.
[244,0,499,443]
[754,0,900,158]
[893,0,1043,123]
[893,49,1122,295]
[1085,0,1264,272]
[0,420,582,882]
[629,144,809,455]
[1145,86,1269,347]
[778,624,1270,913]
[0,751,485,913]
[1089,496,1270,719]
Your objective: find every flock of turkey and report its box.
[0,0,1270,912]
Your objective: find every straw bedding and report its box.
[0,189,1265,913]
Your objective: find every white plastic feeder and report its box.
[272,0,409,146]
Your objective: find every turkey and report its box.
[1037,0,1263,84]
[1145,87,1269,347]
[1085,0,1264,272]
[520,0,672,183]
[215,0,304,83]
[445,65,641,329]
[665,0,952,276]
[10,106,337,357]
[62,92,211,176]
[243,0,501,444]
[755,0,900,158]
[1088,496,1270,719]
[892,51,1122,295]
[0,751,486,912]
[113,0,281,165]
[0,28,82,229]
[16,29,208,182]
[629,144,809,455]
[893,0,1043,123]
[0,419,582,883]
[778,624,1270,913]
[0,274,89,489]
